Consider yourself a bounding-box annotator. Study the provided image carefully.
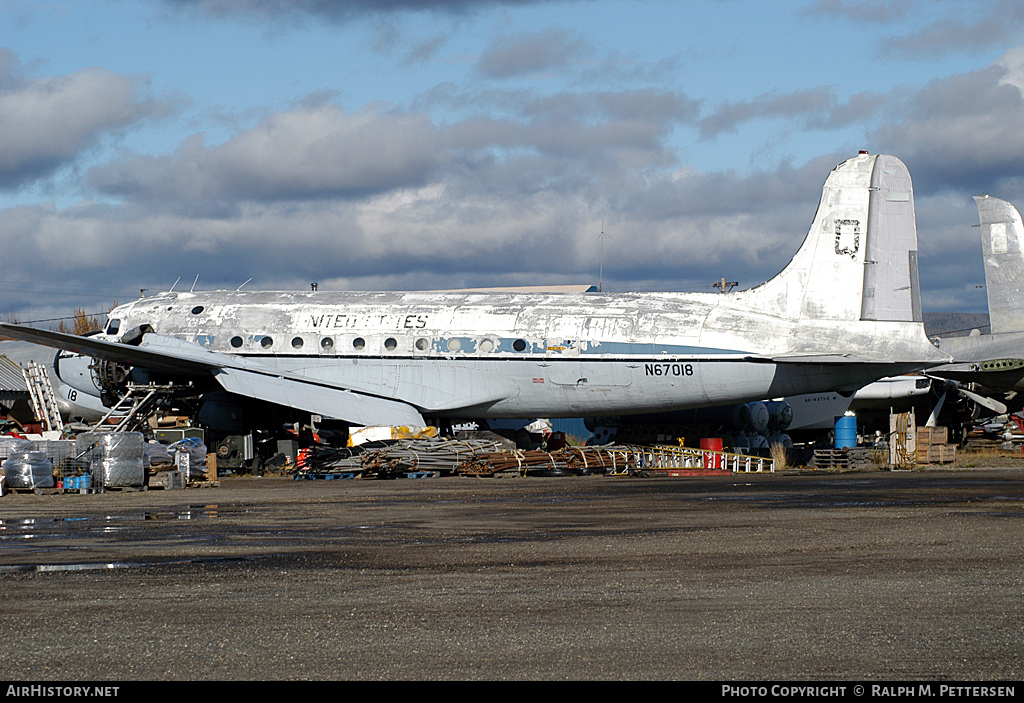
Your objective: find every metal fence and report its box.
[603,444,774,474]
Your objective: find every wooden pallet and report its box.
[4,486,61,495]
[812,448,873,470]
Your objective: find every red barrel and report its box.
[546,431,567,450]
[700,438,724,469]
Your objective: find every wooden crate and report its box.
[916,442,957,464]
[917,426,948,446]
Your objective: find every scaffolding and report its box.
[91,383,178,433]
[22,361,64,433]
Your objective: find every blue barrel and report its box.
[834,415,857,449]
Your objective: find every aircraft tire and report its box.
[527,468,572,477]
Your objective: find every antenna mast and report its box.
[708,277,739,293]
[597,220,611,292]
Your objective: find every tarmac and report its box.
[1,467,1023,681]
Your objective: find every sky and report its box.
[3,0,1024,325]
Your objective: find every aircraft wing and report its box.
[0,323,426,426]
[215,368,426,427]
[0,323,221,374]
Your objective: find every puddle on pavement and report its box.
[0,505,251,543]
[0,555,255,574]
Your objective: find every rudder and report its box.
[860,154,923,323]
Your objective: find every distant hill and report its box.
[923,312,990,338]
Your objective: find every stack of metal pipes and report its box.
[299,437,508,477]
[458,446,624,476]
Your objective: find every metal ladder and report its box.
[91,383,176,433]
[22,361,64,433]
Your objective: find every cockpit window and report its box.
[106,319,121,335]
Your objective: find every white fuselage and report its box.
[98,289,937,419]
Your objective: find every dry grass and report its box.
[952,445,1024,468]
[769,442,789,471]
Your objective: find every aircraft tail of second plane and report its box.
[976,194,1024,335]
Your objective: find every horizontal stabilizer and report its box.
[935,330,1024,363]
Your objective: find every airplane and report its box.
[0,152,951,430]
[0,340,109,425]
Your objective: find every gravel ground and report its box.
[1,468,1023,681]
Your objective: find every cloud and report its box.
[90,104,443,204]
[69,85,719,298]
[9,35,1020,319]
[0,50,169,189]
[402,31,451,65]
[8,145,841,309]
[5,69,846,309]
[159,0,577,24]
[1,77,831,304]
[802,0,916,23]
[698,87,884,139]
[870,58,1024,195]
[875,1,1024,59]
[90,85,702,214]
[475,27,590,79]
[805,1,1024,61]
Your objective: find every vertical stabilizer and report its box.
[975,195,1024,334]
[741,153,922,324]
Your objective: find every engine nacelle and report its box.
[91,359,132,406]
[54,351,102,399]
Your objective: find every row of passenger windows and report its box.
[226,335,531,353]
